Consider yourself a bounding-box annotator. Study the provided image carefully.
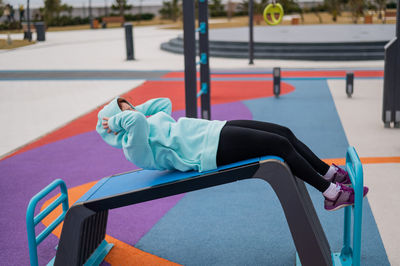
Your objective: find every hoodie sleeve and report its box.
[135,98,172,116]
[107,111,157,169]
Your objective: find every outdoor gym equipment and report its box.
[382,0,400,128]
[263,1,284,26]
[248,0,284,64]
[27,147,366,266]
[26,179,69,266]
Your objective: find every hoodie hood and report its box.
[96,97,133,148]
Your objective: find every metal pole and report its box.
[199,0,211,120]
[249,0,254,65]
[397,0,400,37]
[26,0,31,41]
[395,0,400,128]
[89,0,93,29]
[105,0,108,16]
[183,0,197,118]
[139,0,143,24]
[382,0,400,128]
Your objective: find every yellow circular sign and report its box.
[263,3,284,26]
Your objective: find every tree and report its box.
[43,0,61,22]
[40,0,73,25]
[238,0,301,15]
[209,0,226,17]
[325,0,342,21]
[348,0,366,23]
[278,0,302,14]
[227,0,236,20]
[374,0,386,20]
[60,3,73,17]
[111,0,132,16]
[0,0,4,17]
[159,0,181,22]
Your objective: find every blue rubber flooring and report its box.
[135,80,389,265]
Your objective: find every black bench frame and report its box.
[54,159,332,266]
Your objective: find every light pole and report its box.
[249,0,254,65]
[26,0,32,41]
[138,0,143,24]
[89,0,93,28]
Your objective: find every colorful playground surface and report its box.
[0,26,399,265]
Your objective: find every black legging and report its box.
[216,120,331,192]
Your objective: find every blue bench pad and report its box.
[77,156,283,204]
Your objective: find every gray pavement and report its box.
[0,70,168,80]
[208,24,396,43]
[0,26,384,70]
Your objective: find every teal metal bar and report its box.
[36,212,67,245]
[196,53,207,65]
[346,146,364,266]
[26,179,69,266]
[199,22,206,34]
[197,83,208,97]
[333,146,364,266]
[340,206,353,264]
[34,194,67,226]
[83,240,114,266]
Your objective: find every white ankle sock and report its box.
[323,183,340,200]
[323,165,337,180]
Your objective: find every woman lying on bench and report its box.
[97,97,368,211]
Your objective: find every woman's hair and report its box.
[117,98,130,109]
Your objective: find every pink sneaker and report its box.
[329,164,352,185]
[324,183,369,211]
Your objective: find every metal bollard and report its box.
[124,23,135,60]
[34,22,46,42]
[273,67,281,97]
[346,72,354,98]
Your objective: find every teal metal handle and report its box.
[26,179,69,266]
[341,147,364,266]
[197,83,208,97]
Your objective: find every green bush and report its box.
[210,10,228,17]
[123,13,155,21]
[234,10,248,16]
[46,16,90,26]
[386,1,397,8]
[0,21,22,30]
[310,4,328,12]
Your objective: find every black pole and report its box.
[26,0,31,41]
[89,0,93,29]
[249,0,254,65]
[183,0,197,118]
[199,0,211,120]
[397,0,400,37]
[382,0,400,127]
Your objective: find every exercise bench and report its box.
[27,147,365,266]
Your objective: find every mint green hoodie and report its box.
[96,97,226,172]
